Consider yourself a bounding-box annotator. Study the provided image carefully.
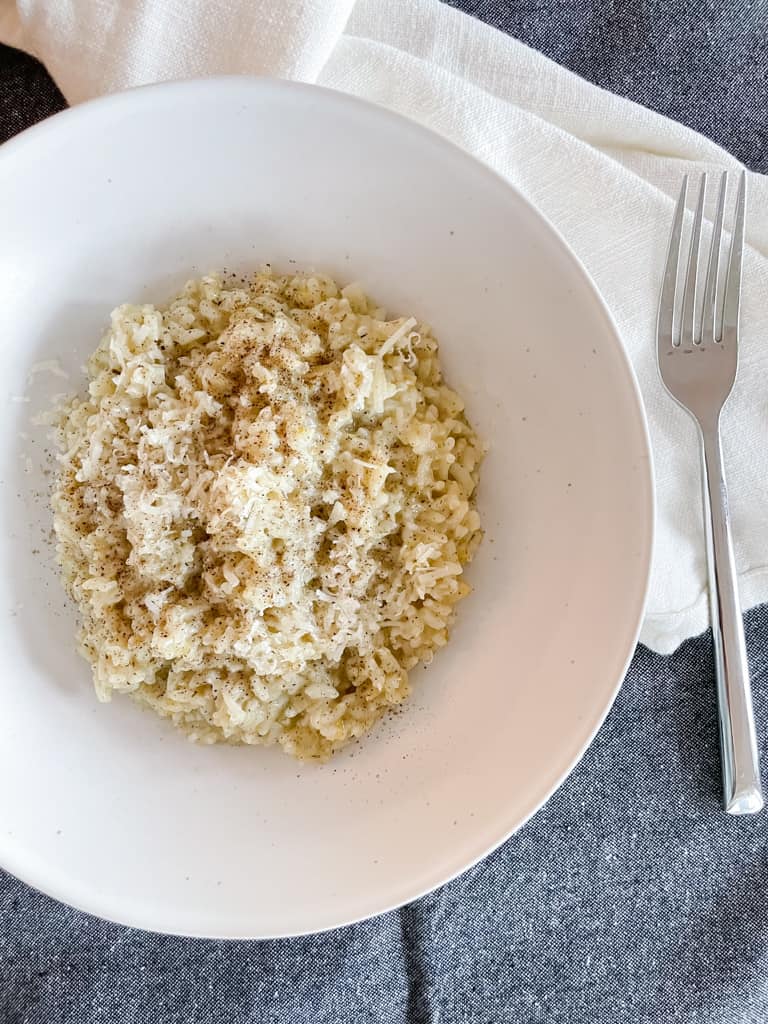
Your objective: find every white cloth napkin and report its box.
[3,0,768,654]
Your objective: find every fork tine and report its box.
[658,175,688,351]
[721,169,747,342]
[701,172,728,344]
[681,174,707,346]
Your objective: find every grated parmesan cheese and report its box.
[52,269,484,760]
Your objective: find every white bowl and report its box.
[0,78,652,938]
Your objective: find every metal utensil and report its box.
[657,171,763,814]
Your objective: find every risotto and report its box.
[52,269,484,759]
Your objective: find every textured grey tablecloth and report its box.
[2,4,768,1022]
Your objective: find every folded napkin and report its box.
[2,0,768,654]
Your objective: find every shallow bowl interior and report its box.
[0,78,652,938]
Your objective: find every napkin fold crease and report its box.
[3,0,768,653]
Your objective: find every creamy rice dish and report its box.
[52,269,483,759]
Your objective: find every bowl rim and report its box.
[0,75,655,938]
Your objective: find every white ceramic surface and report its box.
[0,78,653,939]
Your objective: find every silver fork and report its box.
[657,170,763,814]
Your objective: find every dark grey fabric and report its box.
[2,3,768,1022]
[0,45,65,143]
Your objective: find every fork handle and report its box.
[700,420,763,814]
